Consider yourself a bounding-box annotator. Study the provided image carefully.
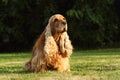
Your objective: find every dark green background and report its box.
[0,0,120,52]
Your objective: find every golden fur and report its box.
[25,14,73,73]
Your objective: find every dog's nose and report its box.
[63,27,67,32]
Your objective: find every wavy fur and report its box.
[25,14,73,73]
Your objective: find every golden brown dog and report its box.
[25,14,73,73]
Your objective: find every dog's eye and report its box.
[54,18,58,23]
[62,22,66,25]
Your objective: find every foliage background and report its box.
[0,0,119,52]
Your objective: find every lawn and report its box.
[0,49,120,80]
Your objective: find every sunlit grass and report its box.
[0,49,120,80]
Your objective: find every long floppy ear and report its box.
[44,19,58,56]
[59,32,73,57]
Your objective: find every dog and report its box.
[25,14,73,73]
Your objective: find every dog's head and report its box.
[49,14,67,33]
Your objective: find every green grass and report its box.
[0,49,120,80]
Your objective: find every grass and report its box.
[0,49,120,80]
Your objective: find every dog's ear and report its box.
[59,32,73,57]
[63,17,66,20]
[44,22,58,56]
[49,16,58,27]
[52,18,59,26]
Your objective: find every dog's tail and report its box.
[25,61,32,71]
[25,45,39,72]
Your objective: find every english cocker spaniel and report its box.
[25,14,73,73]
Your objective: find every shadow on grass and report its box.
[1,64,117,74]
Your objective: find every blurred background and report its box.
[0,0,120,52]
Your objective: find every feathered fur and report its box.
[25,14,73,73]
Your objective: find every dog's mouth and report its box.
[62,29,67,32]
[59,28,67,33]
